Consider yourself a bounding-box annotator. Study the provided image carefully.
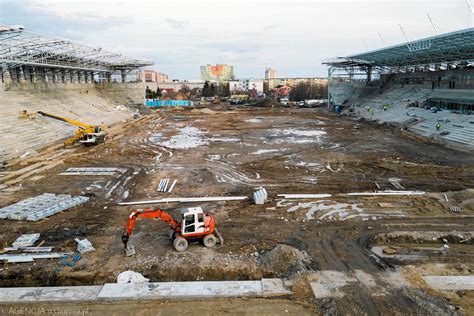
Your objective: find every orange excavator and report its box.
[121,207,223,256]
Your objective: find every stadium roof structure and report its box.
[323,27,474,68]
[0,25,153,73]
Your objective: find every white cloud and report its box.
[2,0,471,79]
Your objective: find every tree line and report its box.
[289,82,328,101]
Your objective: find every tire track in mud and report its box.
[203,159,263,186]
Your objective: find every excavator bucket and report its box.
[214,227,224,246]
[125,244,136,257]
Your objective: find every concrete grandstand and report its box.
[324,27,474,149]
[0,25,153,162]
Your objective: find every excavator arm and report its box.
[121,209,180,247]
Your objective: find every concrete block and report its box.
[0,286,102,302]
[98,280,263,299]
[75,238,95,254]
[253,187,267,205]
[261,278,292,297]
[423,276,474,291]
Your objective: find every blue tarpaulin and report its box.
[145,100,194,107]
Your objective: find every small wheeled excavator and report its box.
[121,207,223,256]
[37,111,106,146]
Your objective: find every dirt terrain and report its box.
[0,105,473,314]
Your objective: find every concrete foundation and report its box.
[0,279,291,303]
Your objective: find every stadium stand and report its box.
[0,25,153,163]
[0,84,145,162]
[324,28,474,149]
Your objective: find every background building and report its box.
[200,64,234,82]
[229,78,264,94]
[267,77,327,89]
[138,70,169,83]
[265,67,276,80]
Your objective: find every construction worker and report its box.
[436,122,441,131]
[383,104,388,111]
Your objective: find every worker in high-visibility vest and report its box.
[436,122,441,131]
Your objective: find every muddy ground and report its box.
[0,105,473,314]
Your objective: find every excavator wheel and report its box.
[203,234,217,248]
[173,237,188,252]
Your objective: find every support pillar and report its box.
[16,67,24,83]
[366,66,372,84]
[31,67,37,83]
[121,69,127,83]
[327,66,333,109]
[3,68,13,84]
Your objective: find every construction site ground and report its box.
[1,105,473,315]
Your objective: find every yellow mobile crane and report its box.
[37,111,107,146]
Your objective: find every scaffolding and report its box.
[0,24,153,83]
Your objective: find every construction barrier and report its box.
[145,100,194,107]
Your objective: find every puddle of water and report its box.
[245,118,262,123]
[209,137,241,142]
[148,132,163,144]
[271,128,326,137]
[263,129,327,145]
[162,127,208,149]
[250,149,279,155]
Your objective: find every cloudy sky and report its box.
[1,0,472,79]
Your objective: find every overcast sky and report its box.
[1,0,472,79]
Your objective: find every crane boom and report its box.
[37,111,106,146]
[37,111,94,129]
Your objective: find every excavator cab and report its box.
[181,207,206,235]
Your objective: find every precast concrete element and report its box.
[75,238,95,254]
[0,279,291,302]
[253,187,268,205]
[12,233,40,247]
[119,196,248,205]
[60,167,125,176]
[0,193,89,221]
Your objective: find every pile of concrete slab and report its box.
[0,193,89,221]
[1,233,69,263]
[12,234,40,248]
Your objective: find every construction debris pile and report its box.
[0,233,68,263]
